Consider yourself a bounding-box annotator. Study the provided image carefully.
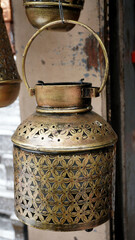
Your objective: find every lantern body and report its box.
[23,0,85,30]
[12,83,117,231]
[0,8,21,107]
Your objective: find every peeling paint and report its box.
[80,38,84,42]
[78,32,84,35]
[83,37,99,71]
[72,46,79,51]
[81,58,87,64]
[41,59,45,65]
[78,43,83,47]
[92,74,97,77]
[84,73,90,78]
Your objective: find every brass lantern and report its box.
[23,0,85,31]
[0,7,21,107]
[12,20,117,231]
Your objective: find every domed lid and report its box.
[12,110,117,153]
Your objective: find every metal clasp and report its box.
[81,87,100,98]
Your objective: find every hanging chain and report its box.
[58,0,65,23]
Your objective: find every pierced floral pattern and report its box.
[15,120,115,143]
[14,145,115,230]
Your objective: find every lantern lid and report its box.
[34,82,99,113]
[12,109,117,153]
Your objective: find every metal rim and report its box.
[12,141,117,153]
[36,106,92,113]
[24,2,83,9]
[15,209,109,231]
[0,79,21,84]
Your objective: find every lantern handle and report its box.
[22,20,109,96]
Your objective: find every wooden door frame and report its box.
[109,1,135,239]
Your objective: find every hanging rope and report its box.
[58,0,65,23]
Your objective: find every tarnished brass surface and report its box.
[0,7,21,107]
[23,0,84,30]
[13,145,115,231]
[36,106,92,114]
[12,85,117,231]
[35,83,99,110]
[12,101,117,231]
[22,20,109,96]
[0,83,20,108]
[12,107,117,153]
[25,7,80,31]
[35,83,92,109]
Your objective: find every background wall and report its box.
[12,0,109,239]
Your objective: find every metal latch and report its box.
[81,87,100,98]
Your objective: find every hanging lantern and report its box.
[12,20,117,231]
[23,0,85,31]
[0,7,21,108]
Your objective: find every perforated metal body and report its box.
[12,83,117,231]
[13,145,115,231]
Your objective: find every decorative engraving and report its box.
[14,145,115,230]
[16,120,114,143]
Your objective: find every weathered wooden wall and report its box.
[110,1,135,240]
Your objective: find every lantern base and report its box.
[15,210,110,231]
[25,7,80,31]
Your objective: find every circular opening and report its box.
[36,81,92,87]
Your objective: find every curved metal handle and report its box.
[22,19,109,96]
